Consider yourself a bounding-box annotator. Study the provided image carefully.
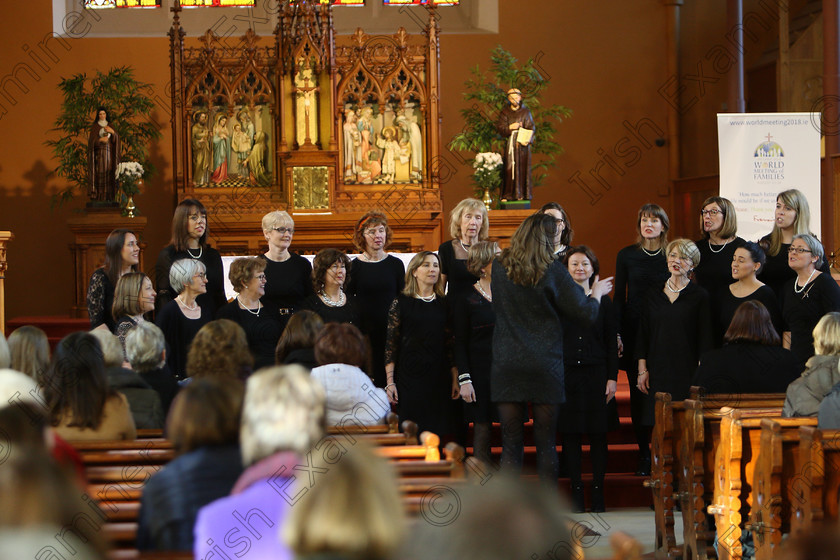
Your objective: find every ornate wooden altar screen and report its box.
[168,0,444,254]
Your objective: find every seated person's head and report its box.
[275,310,324,364]
[89,330,124,369]
[240,365,325,466]
[167,377,244,455]
[724,300,780,346]
[187,319,253,380]
[7,326,49,382]
[125,322,166,374]
[813,312,840,356]
[314,323,368,368]
[0,369,50,452]
[0,334,9,369]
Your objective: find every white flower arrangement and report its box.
[473,151,503,172]
[116,161,144,179]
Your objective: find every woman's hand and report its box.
[605,380,617,403]
[460,382,476,403]
[637,371,650,394]
[590,275,614,301]
[386,383,398,405]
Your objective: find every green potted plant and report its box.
[46,66,162,213]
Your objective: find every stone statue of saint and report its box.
[191,111,211,185]
[343,108,360,182]
[88,107,120,202]
[495,88,535,201]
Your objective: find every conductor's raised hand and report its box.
[590,275,614,301]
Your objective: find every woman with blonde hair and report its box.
[112,272,156,355]
[385,251,456,437]
[7,326,49,381]
[491,214,612,482]
[438,198,489,302]
[260,210,313,318]
[784,312,840,417]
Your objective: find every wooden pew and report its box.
[326,411,400,435]
[748,417,819,560]
[791,427,840,536]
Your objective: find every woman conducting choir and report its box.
[614,203,670,476]
[782,234,840,366]
[156,199,226,314]
[385,251,457,438]
[260,210,313,318]
[301,249,360,327]
[561,246,618,512]
[347,212,405,387]
[87,229,140,332]
[112,272,157,356]
[453,241,498,467]
[438,198,489,301]
[539,202,573,260]
[155,258,213,380]
[216,258,283,370]
[694,196,746,298]
[491,214,612,483]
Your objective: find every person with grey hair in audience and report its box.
[126,322,179,416]
[91,329,164,430]
[155,257,213,379]
[194,365,326,560]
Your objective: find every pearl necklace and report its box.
[793,269,817,294]
[641,246,661,257]
[666,278,689,293]
[320,289,346,307]
[708,238,731,254]
[474,281,492,302]
[176,295,198,311]
[237,296,262,316]
[362,252,386,263]
[186,246,203,259]
[458,239,471,253]
[416,293,436,303]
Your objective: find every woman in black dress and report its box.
[216,258,282,370]
[561,246,618,513]
[453,241,498,467]
[438,198,489,302]
[715,242,782,346]
[759,189,828,297]
[491,214,613,483]
[156,200,226,315]
[385,251,457,438]
[155,258,213,380]
[347,212,405,387]
[539,202,573,260]
[614,203,669,475]
[88,229,140,332]
[260,210,313,320]
[300,249,361,327]
[782,234,840,366]
[638,239,713,427]
[694,196,746,300]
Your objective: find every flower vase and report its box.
[482,186,493,212]
[126,196,136,218]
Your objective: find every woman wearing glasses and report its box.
[216,257,283,370]
[156,199,226,315]
[300,249,361,327]
[155,258,213,380]
[260,211,314,320]
[782,234,840,366]
[694,196,746,303]
[539,202,573,260]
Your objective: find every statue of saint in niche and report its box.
[88,107,120,201]
[495,88,535,201]
[191,111,211,185]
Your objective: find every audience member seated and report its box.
[43,332,136,441]
[137,378,245,552]
[784,312,840,417]
[186,319,254,381]
[275,310,324,370]
[818,380,840,428]
[310,323,390,426]
[195,365,325,560]
[125,322,179,416]
[283,442,404,560]
[112,271,156,357]
[0,448,107,560]
[91,329,164,430]
[401,475,575,560]
[0,333,8,368]
[6,325,49,381]
[693,301,801,394]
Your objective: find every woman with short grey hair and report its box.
[126,322,179,415]
[155,258,212,380]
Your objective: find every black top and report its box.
[87,268,116,331]
[154,300,213,380]
[385,294,454,436]
[438,240,479,302]
[282,347,318,371]
[694,236,747,300]
[782,272,840,366]
[215,300,284,370]
[636,281,713,425]
[155,245,226,315]
[490,259,599,404]
[139,365,179,417]
[614,245,669,371]
[758,240,832,299]
[714,284,783,346]
[347,255,405,387]
[562,296,619,375]
[259,253,314,315]
[692,342,801,394]
[299,293,361,327]
[453,287,496,423]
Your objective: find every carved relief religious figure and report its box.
[88,107,120,201]
[211,114,230,183]
[357,106,379,183]
[396,111,423,181]
[496,88,535,201]
[343,108,360,181]
[191,111,211,185]
[294,67,320,147]
[231,123,252,172]
[376,126,400,183]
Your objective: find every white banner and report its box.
[717,113,821,242]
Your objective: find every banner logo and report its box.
[753,133,784,184]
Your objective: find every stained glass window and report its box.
[84,0,161,7]
[181,0,256,6]
[383,0,459,5]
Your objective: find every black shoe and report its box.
[635,456,651,477]
[591,483,605,512]
[571,482,586,513]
